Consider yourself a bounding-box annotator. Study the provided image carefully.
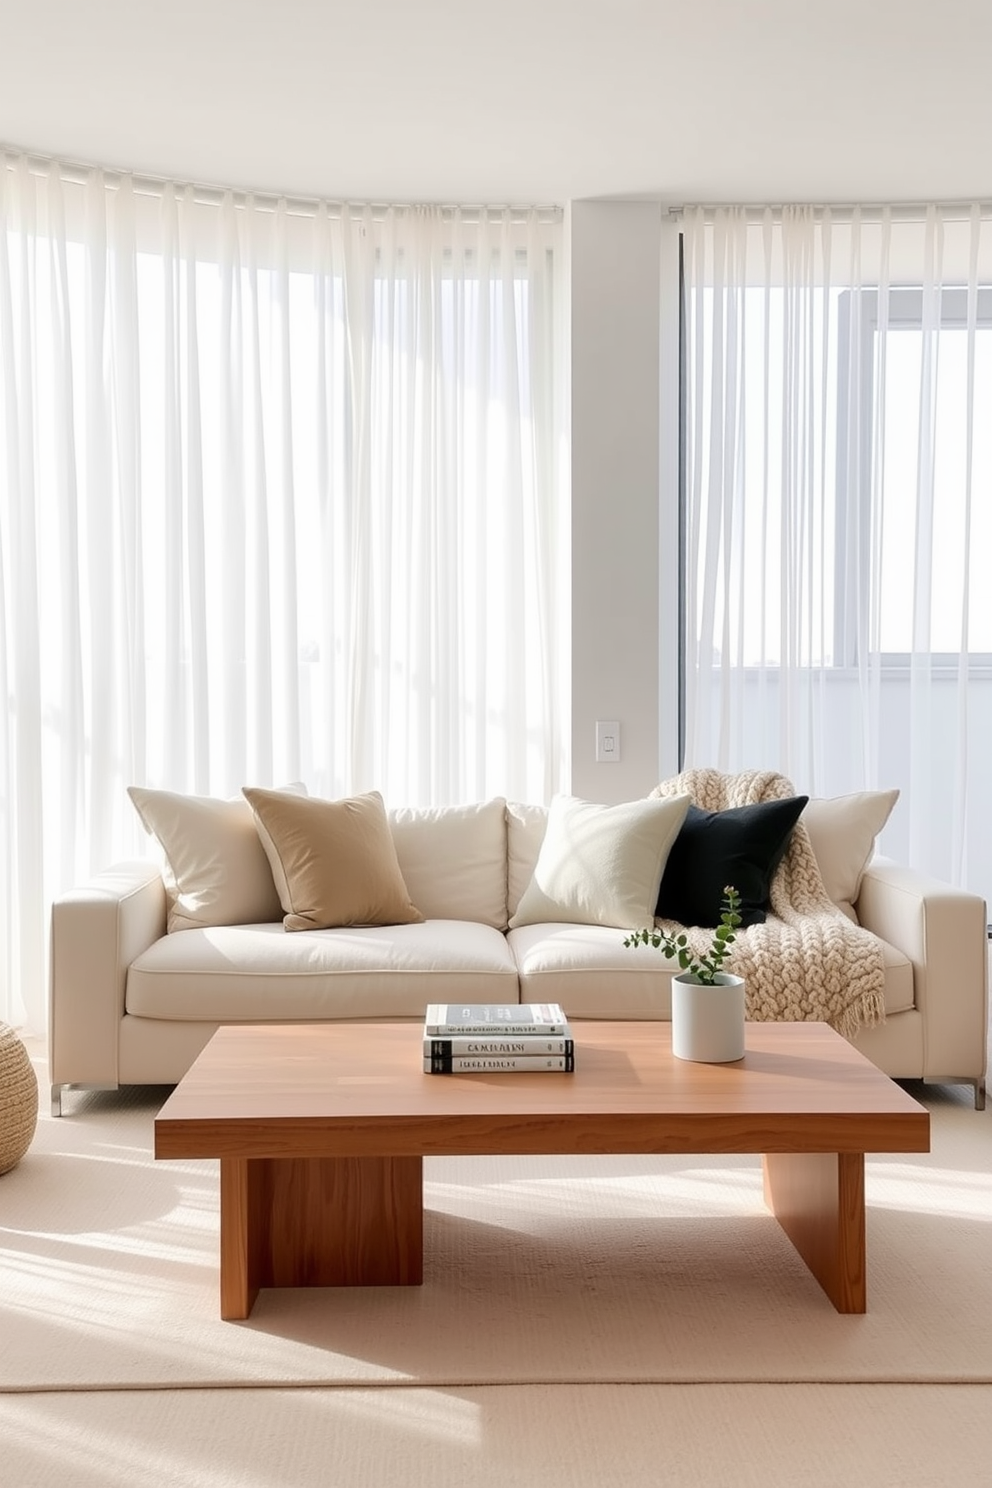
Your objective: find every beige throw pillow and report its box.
[802,789,900,921]
[242,787,423,932]
[508,792,692,932]
[127,783,307,933]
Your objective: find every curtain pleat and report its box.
[110,178,147,791]
[0,156,567,1029]
[273,198,300,776]
[160,182,186,782]
[82,171,117,864]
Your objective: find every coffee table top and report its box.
[154,1020,930,1162]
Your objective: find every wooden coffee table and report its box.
[154,1020,929,1320]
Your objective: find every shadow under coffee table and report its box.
[154,1020,930,1320]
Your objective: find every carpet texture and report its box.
[2,1061,991,1394]
[3,1384,992,1488]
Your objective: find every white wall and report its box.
[568,200,681,803]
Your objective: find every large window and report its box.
[680,205,992,907]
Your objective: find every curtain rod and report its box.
[1,143,563,224]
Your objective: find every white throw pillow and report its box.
[128,783,307,933]
[802,789,900,921]
[508,792,692,932]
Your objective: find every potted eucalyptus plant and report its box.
[625,886,746,1062]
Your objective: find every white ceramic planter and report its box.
[671,972,746,1063]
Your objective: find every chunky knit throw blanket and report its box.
[650,768,885,1038]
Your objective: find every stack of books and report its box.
[423,1002,575,1074]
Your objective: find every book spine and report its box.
[424,1020,569,1037]
[425,1036,574,1058]
[423,1003,569,1037]
[423,1053,575,1073]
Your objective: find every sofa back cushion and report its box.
[506,801,548,921]
[389,799,508,929]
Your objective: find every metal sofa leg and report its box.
[924,1076,987,1110]
[49,1081,121,1115]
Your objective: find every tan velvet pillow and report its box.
[242,787,423,931]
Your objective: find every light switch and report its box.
[595,720,620,763]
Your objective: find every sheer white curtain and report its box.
[681,204,992,907]
[0,152,568,1029]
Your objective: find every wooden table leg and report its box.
[762,1151,866,1313]
[219,1158,263,1320]
[218,1154,423,1320]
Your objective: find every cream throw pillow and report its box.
[242,787,423,932]
[127,783,307,933]
[508,792,692,932]
[388,799,508,929]
[802,789,900,921]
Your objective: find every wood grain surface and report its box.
[218,1153,424,1319]
[154,1020,931,1161]
[154,1019,929,1317]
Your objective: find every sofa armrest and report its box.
[49,860,166,1096]
[856,858,989,1082]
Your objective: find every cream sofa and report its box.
[48,795,989,1113]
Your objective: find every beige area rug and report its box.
[3,1050,992,1394]
[2,1383,992,1488]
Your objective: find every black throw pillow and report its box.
[654,796,809,929]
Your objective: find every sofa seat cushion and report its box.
[509,923,680,1019]
[509,923,914,1020]
[875,936,915,1015]
[126,920,518,1022]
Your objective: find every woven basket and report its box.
[0,1022,38,1175]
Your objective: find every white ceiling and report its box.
[2,0,990,207]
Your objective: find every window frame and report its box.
[836,284,992,673]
